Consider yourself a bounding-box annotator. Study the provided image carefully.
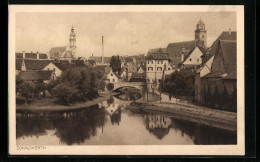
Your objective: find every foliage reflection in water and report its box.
[16,95,236,145]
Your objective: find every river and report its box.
[16,93,236,145]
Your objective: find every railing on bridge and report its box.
[113,82,145,91]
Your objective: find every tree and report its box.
[110,55,121,74]
[18,81,36,105]
[52,82,76,105]
[16,76,23,94]
[61,67,91,101]
[45,78,61,95]
[106,83,114,91]
[34,81,46,98]
[99,80,106,91]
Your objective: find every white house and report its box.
[106,103,119,115]
[103,67,119,83]
[42,62,75,77]
[146,51,171,88]
[179,46,206,69]
[42,62,63,77]
[137,66,144,73]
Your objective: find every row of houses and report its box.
[145,20,237,111]
[16,59,85,83]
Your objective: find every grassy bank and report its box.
[16,92,111,112]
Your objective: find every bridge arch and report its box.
[112,82,145,92]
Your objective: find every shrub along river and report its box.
[16,92,236,145]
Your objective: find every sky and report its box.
[15,12,236,58]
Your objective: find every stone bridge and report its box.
[113,82,145,91]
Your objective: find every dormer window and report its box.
[111,74,113,76]
[190,58,192,61]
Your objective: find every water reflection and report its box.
[144,114,171,139]
[16,95,236,145]
[113,92,142,101]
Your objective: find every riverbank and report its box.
[134,90,236,131]
[132,101,236,132]
[16,92,111,112]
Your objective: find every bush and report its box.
[99,80,106,91]
[18,81,36,105]
[163,68,195,97]
[106,83,114,91]
[52,83,76,105]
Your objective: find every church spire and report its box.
[69,25,77,58]
[195,19,207,47]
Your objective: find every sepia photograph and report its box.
[8,5,244,155]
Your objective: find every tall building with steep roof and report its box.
[49,26,77,60]
[166,19,207,67]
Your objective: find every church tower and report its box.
[69,26,77,58]
[195,19,207,47]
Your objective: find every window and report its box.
[157,60,159,64]
[111,74,113,76]
[157,67,162,71]
[197,58,200,62]
[168,68,170,70]
[190,58,192,61]
[148,61,149,64]
[148,67,153,71]
[151,61,153,64]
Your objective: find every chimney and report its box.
[102,36,104,65]
[36,51,39,59]
[47,52,50,60]
[228,28,231,35]
[22,51,25,59]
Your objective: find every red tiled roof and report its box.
[208,31,237,56]
[19,70,54,81]
[220,40,237,74]
[146,53,169,60]
[53,62,76,71]
[24,59,53,70]
[16,53,48,59]
[16,59,23,70]
[39,54,48,59]
[166,40,198,58]
[147,48,167,57]
[49,46,66,54]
